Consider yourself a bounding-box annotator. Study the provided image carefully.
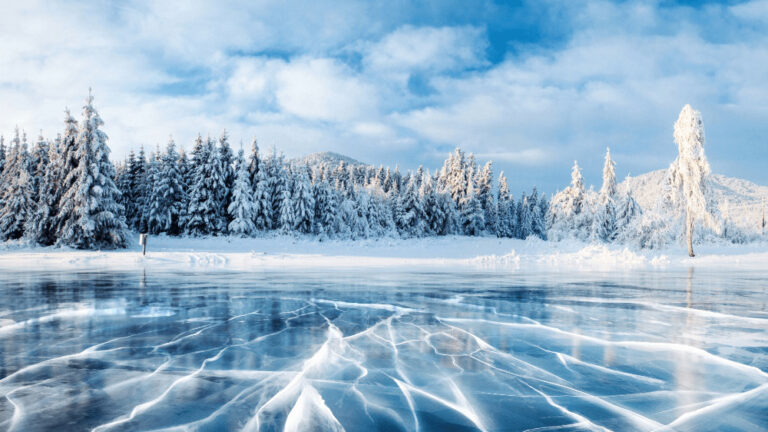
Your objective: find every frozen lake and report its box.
[0,268,766,431]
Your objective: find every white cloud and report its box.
[274,58,378,122]
[364,25,487,75]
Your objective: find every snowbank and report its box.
[1,235,767,272]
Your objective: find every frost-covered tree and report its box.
[0,141,33,241]
[52,110,80,235]
[25,138,61,245]
[292,167,315,234]
[313,179,338,238]
[664,104,719,257]
[216,131,234,230]
[591,148,618,242]
[253,162,272,231]
[475,161,495,233]
[277,166,295,233]
[0,136,5,178]
[147,139,186,234]
[396,174,424,237]
[460,182,485,236]
[29,133,49,204]
[176,148,191,231]
[247,137,260,189]
[56,91,127,249]
[228,149,257,236]
[548,161,590,240]
[495,172,514,237]
[186,135,217,236]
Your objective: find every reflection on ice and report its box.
[0,268,766,431]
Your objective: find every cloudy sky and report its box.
[1,0,767,193]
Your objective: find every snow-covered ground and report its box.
[1,235,767,272]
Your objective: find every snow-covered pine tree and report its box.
[395,174,424,237]
[419,173,439,236]
[475,161,495,233]
[52,110,80,236]
[253,161,272,231]
[460,182,485,236]
[247,137,260,190]
[143,148,162,233]
[495,172,514,237]
[0,139,33,241]
[147,139,186,235]
[216,130,234,231]
[292,167,315,234]
[24,137,62,245]
[665,105,720,257]
[0,136,5,178]
[133,147,150,232]
[185,135,217,236]
[277,166,295,233]
[591,148,618,242]
[547,160,590,240]
[176,147,191,232]
[29,132,49,204]
[56,91,127,249]
[227,149,257,237]
[312,179,338,238]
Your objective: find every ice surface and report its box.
[0,268,766,431]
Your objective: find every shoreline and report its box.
[1,235,767,273]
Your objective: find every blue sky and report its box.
[1,0,767,193]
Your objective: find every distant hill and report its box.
[290,152,367,168]
[621,169,767,232]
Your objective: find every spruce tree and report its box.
[186,134,217,236]
[228,149,257,236]
[57,91,127,249]
[0,140,33,241]
[148,139,186,234]
[24,137,62,245]
[292,167,315,234]
[253,163,272,231]
[277,166,295,233]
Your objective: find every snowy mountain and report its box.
[621,170,767,233]
[290,151,367,168]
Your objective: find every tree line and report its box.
[0,92,549,248]
[0,96,746,254]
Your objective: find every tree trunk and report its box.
[687,212,695,257]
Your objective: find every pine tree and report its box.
[277,166,295,233]
[57,91,127,249]
[0,140,33,241]
[476,161,494,233]
[313,179,338,238]
[247,137,260,189]
[216,130,235,231]
[547,160,590,240]
[24,138,62,245]
[666,105,719,257]
[253,163,273,231]
[292,167,315,234]
[591,148,618,242]
[460,182,485,236]
[186,135,217,236]
[52,110,80,236]
[29,132,49,204]
[495,172,514,237]
[177,148,191,230]
[0,136,5,179]
[143,148,162,233]
[228,149,257,236]
[147,139,186,234]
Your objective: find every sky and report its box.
[1,0,767,194]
